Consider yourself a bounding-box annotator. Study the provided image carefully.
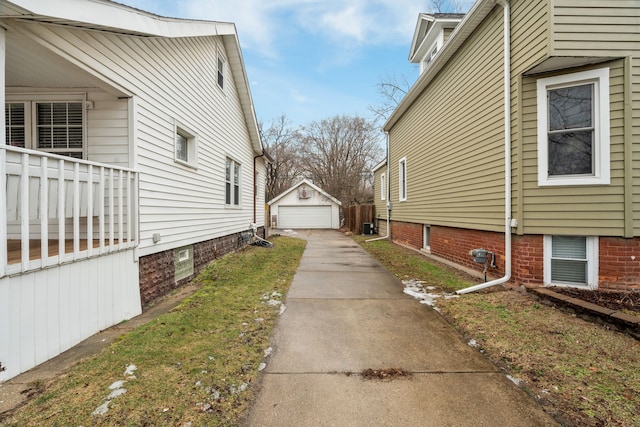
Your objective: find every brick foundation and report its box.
[138,227,265,307]
[599,237,640,291]
[390,221,640,290]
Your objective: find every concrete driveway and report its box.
[245,229,557,426]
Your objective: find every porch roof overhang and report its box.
[1,0,264,155]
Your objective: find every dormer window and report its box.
[422,45,438,69]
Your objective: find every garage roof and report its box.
[268,179,342,206]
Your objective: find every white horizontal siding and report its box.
[14,20,261,256]
[0,250,140,381]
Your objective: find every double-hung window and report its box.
[537,68,610,186]
[544,235,598,289]
[174,121,198,168]
[217,55,225,89]
[225,158,241,206]
[398,157,407,201]
[5,97,85,158]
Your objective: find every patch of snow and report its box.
[195,381,202,387]
[109,380,126,390]
[208,356,215,361]
[264,347,273,358]
[279,304,286,315]
[266,299,281,306]
[468,339,479,348]
[230,383,248,394]
[402,279,458,307]
[123,364,137,377]
[506,374,521,386]
[271,291,282,298]
[258,363,267,371]
[107,388,127,400]
[206,387,220,400]
[91,401,110,416]
[254,318,264,322]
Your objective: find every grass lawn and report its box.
[352,235,640,427]
[2,236,305,427]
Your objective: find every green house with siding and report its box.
[382,0,639,292]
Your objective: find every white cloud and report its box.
[180,0,427,56]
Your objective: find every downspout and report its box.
[457,0,511,294]
[366,131,391,242]
[253,153,267,230]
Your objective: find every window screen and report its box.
[547,84,594,176]
[5,103,26,147]
[36,102,83,156]
[550,236,587,285]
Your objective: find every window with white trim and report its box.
[380,173,386,201]
[544,235,598,289]
[399,157,407,202]
[174,122,198,167]
[537,68,610,186]
[217,55,225,89]
[5,98,85,158]
[225,157,241,206]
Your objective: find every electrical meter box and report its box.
[470,248,488,264]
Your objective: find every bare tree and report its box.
[260,115,303,201]
[369,72,413,124]
[297,115,381,206]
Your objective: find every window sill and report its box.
[538,175,609,187]
[174,159,198,170]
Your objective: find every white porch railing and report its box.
[1,145,138,277]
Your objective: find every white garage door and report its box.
[278,205,333,229]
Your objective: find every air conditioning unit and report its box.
[363,222,374,235]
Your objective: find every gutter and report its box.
[366,131,391,242]
[457,0,512,294]
[253,151,272,225]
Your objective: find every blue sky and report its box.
[117,0,472,127]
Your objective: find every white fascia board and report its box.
[372,160,387,173]
[268,179,342,207]
[223,34,263,156]
[6,0,236,38]
[385,0,497,132]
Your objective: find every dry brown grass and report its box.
[353,235,640,427]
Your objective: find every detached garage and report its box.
[268,179,342,229]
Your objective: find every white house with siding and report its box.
[0,0,266,381]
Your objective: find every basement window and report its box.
[175,246,194,282]
[544,235,598,289]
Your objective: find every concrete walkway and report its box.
[246,229,557,426]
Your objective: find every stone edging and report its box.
[526,287,640,340]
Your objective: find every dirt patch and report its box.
[549,287,640,314]
[360,368,412,381]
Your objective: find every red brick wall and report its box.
[138,227,265,307]
[391,221,423,248]
[390,221,640,290]
[512,235,544,285]
[430,225,507,278]
[599,237,640,291]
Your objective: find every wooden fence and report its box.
[343,204,376,235]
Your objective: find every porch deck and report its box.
[6,239,119,264]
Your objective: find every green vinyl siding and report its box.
[389,8,506,232]
[552,0,640,57]
[520,60,627,236]
[633,57,640,235]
